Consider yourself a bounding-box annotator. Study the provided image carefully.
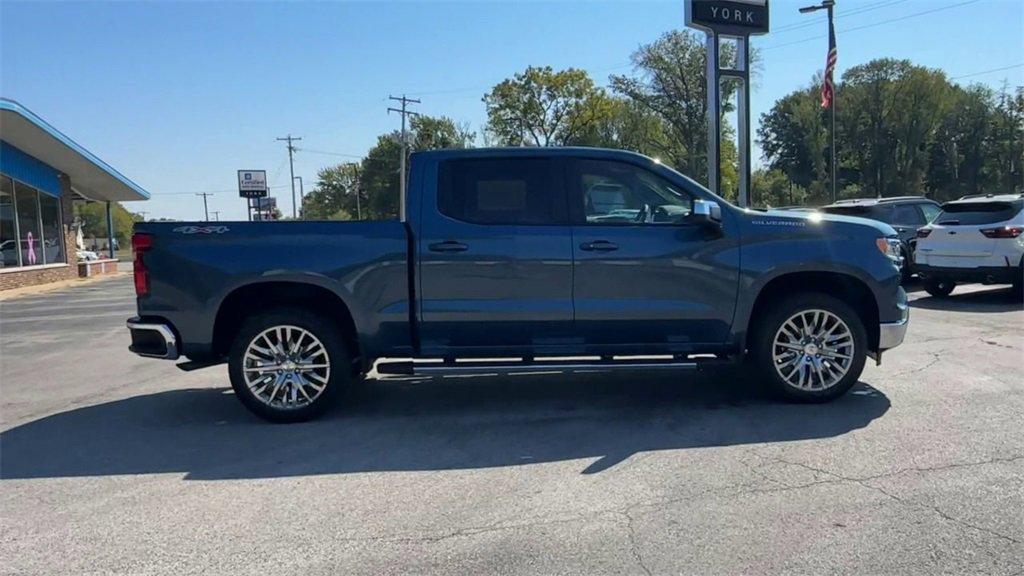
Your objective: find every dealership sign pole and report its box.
[237,170,268,222]
[685,0,769,207]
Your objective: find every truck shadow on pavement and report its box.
[0,371,889,480]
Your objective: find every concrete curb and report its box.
[0,272,128,301]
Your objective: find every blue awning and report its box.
[0,98,150,202]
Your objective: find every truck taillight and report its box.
[979,226,1023,239]
[132,233,153,296]
[916,228,932,238]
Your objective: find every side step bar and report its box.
[377,356,733,376]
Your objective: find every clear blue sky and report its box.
[2,0,1022,221]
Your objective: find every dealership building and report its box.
[0,98,149,291]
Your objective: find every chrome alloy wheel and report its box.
[772,309,854,391]
[242,325,331,409]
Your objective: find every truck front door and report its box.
[417,157,574,354]
[568,158,739,351]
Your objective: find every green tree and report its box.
[758,81,830,204]
[73,202,141,247]
[303,115,473,221]
[610,30,753,194]
[302,162,361,220]
[484,66,615,146]
[751,168,808,208]
[839,59,953,197]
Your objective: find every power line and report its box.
[764,0,982,51]
[950,63,1024,80]
[297,148,364,159]
[771,0,910,34]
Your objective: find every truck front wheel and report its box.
[227,308,348,422]
[749,293,867,402]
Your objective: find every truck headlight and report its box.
[875,237,903,266]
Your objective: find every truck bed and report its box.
[133,220,412,359]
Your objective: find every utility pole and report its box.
[210,211,221,221]
[137,211,149,222]
[293,176,304,219]
[353,165,363,221]
[388,95,420,221]
[195,192,214,221]
[277,134,302,219]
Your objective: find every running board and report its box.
[376,356,732,376]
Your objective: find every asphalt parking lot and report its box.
[1,274,1022,575]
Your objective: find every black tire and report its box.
[923,279,956,298]
[748,292,868,403]
[227,307,350,423]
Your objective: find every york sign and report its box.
[685,0,770,36]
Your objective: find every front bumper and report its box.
[879,315,908,350]
[878,285,909,351]
[127,317,180,360]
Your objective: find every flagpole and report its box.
[828,2,837,203]
[800,0,838,203]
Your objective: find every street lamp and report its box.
[293,176,304,219]
[799,0,838,203]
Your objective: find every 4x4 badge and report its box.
[172,225,229,234]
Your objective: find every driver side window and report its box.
[575,159,694,225]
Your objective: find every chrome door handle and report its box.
[428,240,468,252]
[580,241,618,252]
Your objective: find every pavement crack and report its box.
[763,455,1024,546]
[889,350,944,378]
[978,337,1018,350]
[617,509,653,576]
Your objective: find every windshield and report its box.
[935,200,1023,225]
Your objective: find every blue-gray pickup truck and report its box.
[128,148,908,422]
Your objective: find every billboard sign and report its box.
[237,170,268,198]
[254,196,276,211]
[685,0,769,36]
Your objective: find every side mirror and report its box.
[686,199,722,227]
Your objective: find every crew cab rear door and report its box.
[568,158,739,350]
[417,156,574,354]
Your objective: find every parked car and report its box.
[914,193,1024,297]
[818,196,941,281]
[127,148,909,422]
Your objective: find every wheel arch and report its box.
[212,281,362,369]
[744,271,881,353]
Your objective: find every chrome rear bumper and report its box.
[127,318,179,360]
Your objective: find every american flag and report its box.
[821,17,837,109]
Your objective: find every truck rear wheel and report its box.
[749,293,867,402]
[227,308,348,422]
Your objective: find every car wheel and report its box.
[923,279,955,298]
[749,293,867,403]
[227,307,348,422]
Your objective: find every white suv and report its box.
[914,194,1024,297]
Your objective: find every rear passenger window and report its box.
[890,204,924,226]
[438,158,566,225]
[919,203,941,223]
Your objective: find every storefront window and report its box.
[39,193,64,264]
[0,176,19,267]
[0,173,65,269]
[14,181,43,266]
